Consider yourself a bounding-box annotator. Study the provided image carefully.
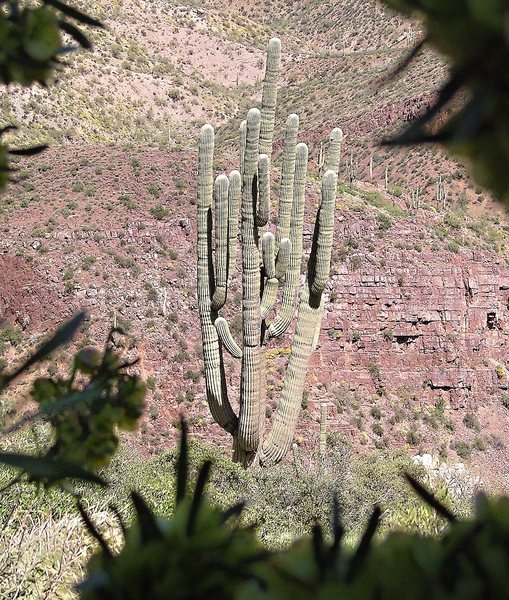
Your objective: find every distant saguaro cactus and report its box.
[196,38,341,466]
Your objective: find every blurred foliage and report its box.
[80,424,509,600]
[0,316,145,487]
[80,421,266,600]
[383,0,509,207]
[0,0,103,191]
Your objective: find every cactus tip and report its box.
[247,107,261,122]
[287,113,299,126]
[215,173,229,185]
[331,127,343,141]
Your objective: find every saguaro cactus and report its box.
[196,38,341,466]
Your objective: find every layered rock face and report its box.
[318,222,509,411]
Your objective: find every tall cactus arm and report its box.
[227,170,241,281]
[275,113,299,250]
[260,286,322,465]
[259,37,281,157]
[324,127,343,175]
[197,124,238,434]
[274,237,291,280]
[261,231,276,279]
[211,174,229,311]
[256,154,270,227]
[215,317,243,359]
[240,120,247,176]
[309,170,337,297]
[260,169,337,465]
[260,232,278,320]
[238,108,262,452]
[268,142,308,339]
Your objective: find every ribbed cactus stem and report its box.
[319,403,327,458]
[227,170,241,280]
[256,154,270,226]
[259,37,281,157]
[260,232,278,320]
[211,174,229,311]
[238,108,262,452]
[309,170,337,297]
[240,120,247,176]
[196,124,237,434]
[262,231,275,279]
[275,113,299,250]
[260,285,322,465]
[324,127,343,175]
[269,142,308,339]
[260,168,338,465]
[215,317,242,359]
[274,238,291,280]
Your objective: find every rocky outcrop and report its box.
[319,245,509,410]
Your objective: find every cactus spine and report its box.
[196,38,340,466]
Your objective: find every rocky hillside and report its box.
[1,0,509,488]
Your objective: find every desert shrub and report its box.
[0,325,22,354]
[150,204,170,220]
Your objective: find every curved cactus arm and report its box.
[256,154,270,227]
[227,170,241,281]
[275,113,299,250]
[238,108,262,452]
[260,169,337,465]
[259,37,281,157]
[274,237,291,280]
[324,127,343,175]
[215,317,242,359]
[197,124,238,434]
[259,286,322,465]
[260,232,278,320]
[268,142,308,339]
[211,175,229,311]
[260,279,279,321]
[261,231,275,278]
[309,170,337,297]
[240,120,247,177]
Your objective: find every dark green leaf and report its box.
[221,501,245,523]
[346,505,381,582]
[312,524,325,576]
[405,473,456,522]
[58,19,92,48]
[10,145,48,156]
[0,125,17,136]
[329,493,344,557]
[78,502,112,556]
[187,460,211,536]
[176,416,188,505]
[44,0,104,28]
[131,491,163,543]
[0,452,107,485]
[0,312,86,390]
[382,71,465,146]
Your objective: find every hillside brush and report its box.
[196,37,342,466]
